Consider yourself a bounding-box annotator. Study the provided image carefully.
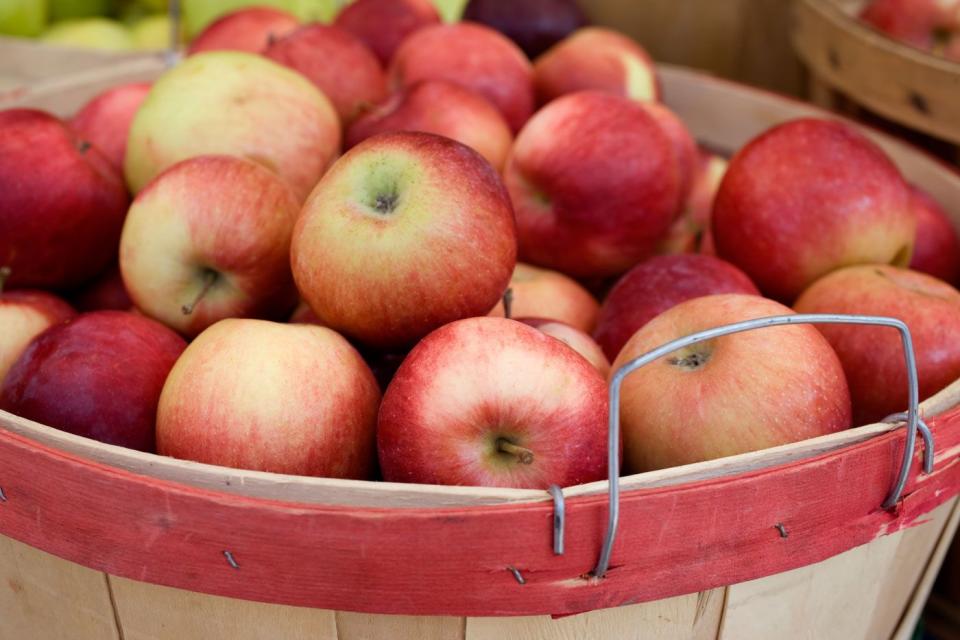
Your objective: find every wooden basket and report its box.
[3,63,960,640]
[792,0,960,146]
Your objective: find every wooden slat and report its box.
[109,576,338,640]
[465,588,724,640]
[336,612,464,640]
[0,536,119,640]
[719,497,958,640]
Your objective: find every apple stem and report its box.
[0,266,9,294]
[497,438,534,465]
[181,270,217,315]
[502,288,514,319]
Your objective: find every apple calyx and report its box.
[496,437,534,464]
[181,269,218,315]
[667,349,711,371]
[502,287,514,319]
[76,140,92,154]
[372,190,399,215]
[0,266,10,294]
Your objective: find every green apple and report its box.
[49,0,114,21]
[431,0,467,22]
[0,0,47,37]
[130,14,172,49]
[41,18,135,50]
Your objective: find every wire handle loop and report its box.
[593,314,928,579]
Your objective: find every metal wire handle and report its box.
[593,313,930,579]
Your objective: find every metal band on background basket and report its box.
[589,313,932,579]
[166,0,182,68]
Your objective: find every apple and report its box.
[157,319,380,477]
[291,131,517,349]
[377,317,609,488]
[659,152,728,255]
[346,80,513,171]
[130,14,173,50]
[0,270,76,383]
[462,0,587,58]
[860,0,950,49]
[533,27,659,106]
[641,101,698,208]
[120,155,301,337]
[0,109,129,291]
[518,317,610,377]
[712,118,915,302]
[70,82,152,173]
[263,24,387,125]
[187,7,299,55]
[594,254,760,362]
[70,265,133,312]
[907,185,960,284]
[289,300,323,325]
[49,0,111,21]
[0,0,47,36]
[1,311,187,452]
[389,22,534,133]
[795,264,960,425]
[334,0,440,65]
[182,0,336,38]
[486,262,599,332]
[614,294,851,471]
[504,91,682,278]
[40,18,135,50]
[125,51,340,202]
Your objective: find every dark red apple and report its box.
[70,264,132,312]
[263,24,387,124]
[1,311,187,452]
[0,109,129,290]
[377,317,610,488]
[334,0,440,65]
[463,0,588,58]
[389,22,535,133]
[69,82,151,173]
[594,254,760,361]
[908,184,960,284]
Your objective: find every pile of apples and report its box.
[3,0,960,492]
[860,0,960,60]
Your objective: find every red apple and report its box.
[125,52,340,203]
[289,300,323,325]
[0,311,186,452]
[795,264,960,425]
[291,132,517,350]
[486,262,599,332]
[187,7,299,55]
[120,155,300,337]
[658,152,728,255]
[907,184,960,284]
[378,317,609,488]
[860,0,950,49]
[533,27,659,105]
[712,118,915,302]
[518,317,610,376]
[0,271,76,382]
[389,22,534,133]
[263,24,387,125]
[0,109,129,290]
[69,82,151,173]
[463,0,587,58]
[614,294,851,471]
[642,101,698,208]
[346,80,513,171]
[504,91,682,277]
[594,254,760,362]
[157,319,379,477]
[333,0,440,65]
[70,264,132,312]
